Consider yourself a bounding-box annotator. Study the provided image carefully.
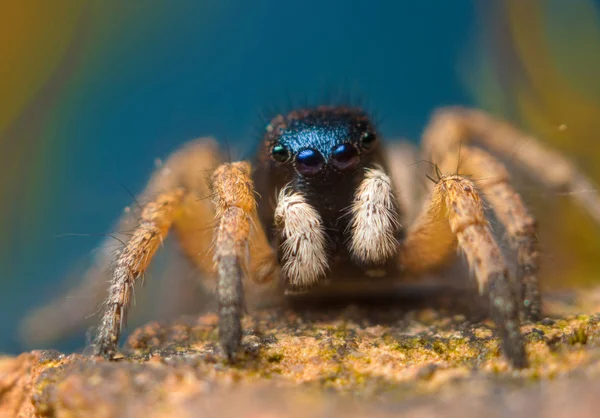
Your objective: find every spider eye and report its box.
[360,131,377,150]
[271,144,290,163]
[295,148,325,177]
[331,143,359,171]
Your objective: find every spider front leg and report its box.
[438,146,540,320]
[400,175,526,368]
[420,109,596,321]
[210,161,277,359]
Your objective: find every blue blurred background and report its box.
[2,0,600,354]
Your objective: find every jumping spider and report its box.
[31,106,600,368]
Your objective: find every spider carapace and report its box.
[24,105,600,369]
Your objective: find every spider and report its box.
[29,106,600,369]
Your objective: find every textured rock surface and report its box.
[2,287,600,418]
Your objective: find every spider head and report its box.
[258,106,389,252]
[265,106,379,180]
[255,106,398,285]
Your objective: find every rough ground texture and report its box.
[2,286,600,418]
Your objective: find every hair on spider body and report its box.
[252,106,404,286]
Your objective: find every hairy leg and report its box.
[90,139,232,357]
[21,139,223,348]
[399,174,526,368]
[92,190,185,356]
[438,146,541,321]
[422,107,600,224]
[210,161,277,359]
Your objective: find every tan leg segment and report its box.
[400,175,526,368]
[423,107,600,224]
[21,139,222,348]
[211,161,276,358]
[439,146,541,321]
[92,189,185,357]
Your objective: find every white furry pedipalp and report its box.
[274,187,328,287]
[348,167,401,265]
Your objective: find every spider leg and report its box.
[423,107,600,224]
[438,146,541,321]
[20,185,149,347]
[92,189,185,357]
[23,139,239,354]
[210,161,277,359]
[23,136,277,357]
[89,139,226,357]
[399,174,526,368]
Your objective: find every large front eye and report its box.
[295,148,325,177]
[271,144,290,163]
[331,143,359,171]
